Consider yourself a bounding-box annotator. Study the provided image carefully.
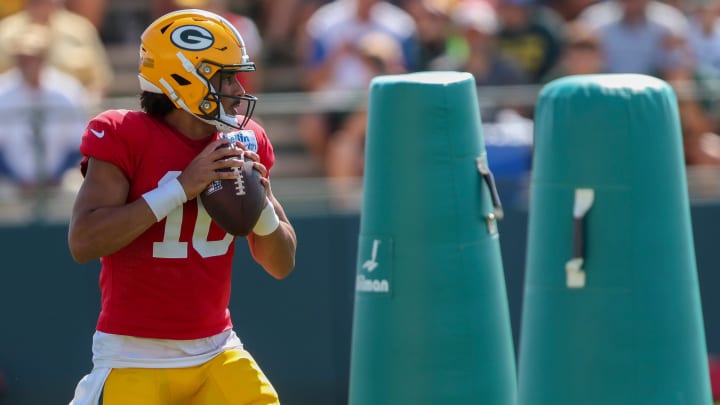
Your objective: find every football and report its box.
[200,147,266,237]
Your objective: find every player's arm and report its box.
[68,139,244,263]
[240,148,296,279]
[247,188,297,280]
[67,158,157,263]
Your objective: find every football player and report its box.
[67,9,296,405]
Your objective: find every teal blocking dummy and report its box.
[349,72,516,404]
[518,74,712,404]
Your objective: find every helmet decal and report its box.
[170,25,214,51]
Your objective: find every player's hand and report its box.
[234,141,270,196]
[177,138,245,200]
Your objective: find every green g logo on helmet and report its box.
[170,25,214,51]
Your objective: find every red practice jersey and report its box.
[79,110,275,340]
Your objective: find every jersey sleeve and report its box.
[79,110,140,178]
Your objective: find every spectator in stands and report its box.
[301,0,419,88]
[172,0,264,93]
[429,0,530,125]
[578,0,692,77]
[687,0,720,73]
[64,0,106,30]
[545,0,594,21]
[326,31,406,178]
[686,0,720,132]
[580,0,720,165]
[430,1,534,180]
[0,0,113,104]
[433,1,529,89]
[325,31,406,207]
[298,0,420,169]
[259,0,333,64]
[150,0,176,20]
[403,0,455,71]
[0,23,87,189]
[495,0,566,83]
[542,20,605,82]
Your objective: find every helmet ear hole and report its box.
[171,74,191,86]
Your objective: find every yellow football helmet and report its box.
[138,9,256,132]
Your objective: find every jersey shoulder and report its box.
[80,110,158,177]
[88,109,153,136]
[83,109,161,151]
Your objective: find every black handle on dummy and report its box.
[481,169,504,220]
[573,217,585,259]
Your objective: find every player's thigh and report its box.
[195,349,279,405]
[102,368,164,404]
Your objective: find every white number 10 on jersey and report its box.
[152,172,233,258]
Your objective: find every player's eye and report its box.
[223,73,236,85]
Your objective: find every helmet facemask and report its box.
[196,61,257,132]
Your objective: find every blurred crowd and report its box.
[1,0,720,187]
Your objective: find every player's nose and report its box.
[232,73,247,96]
